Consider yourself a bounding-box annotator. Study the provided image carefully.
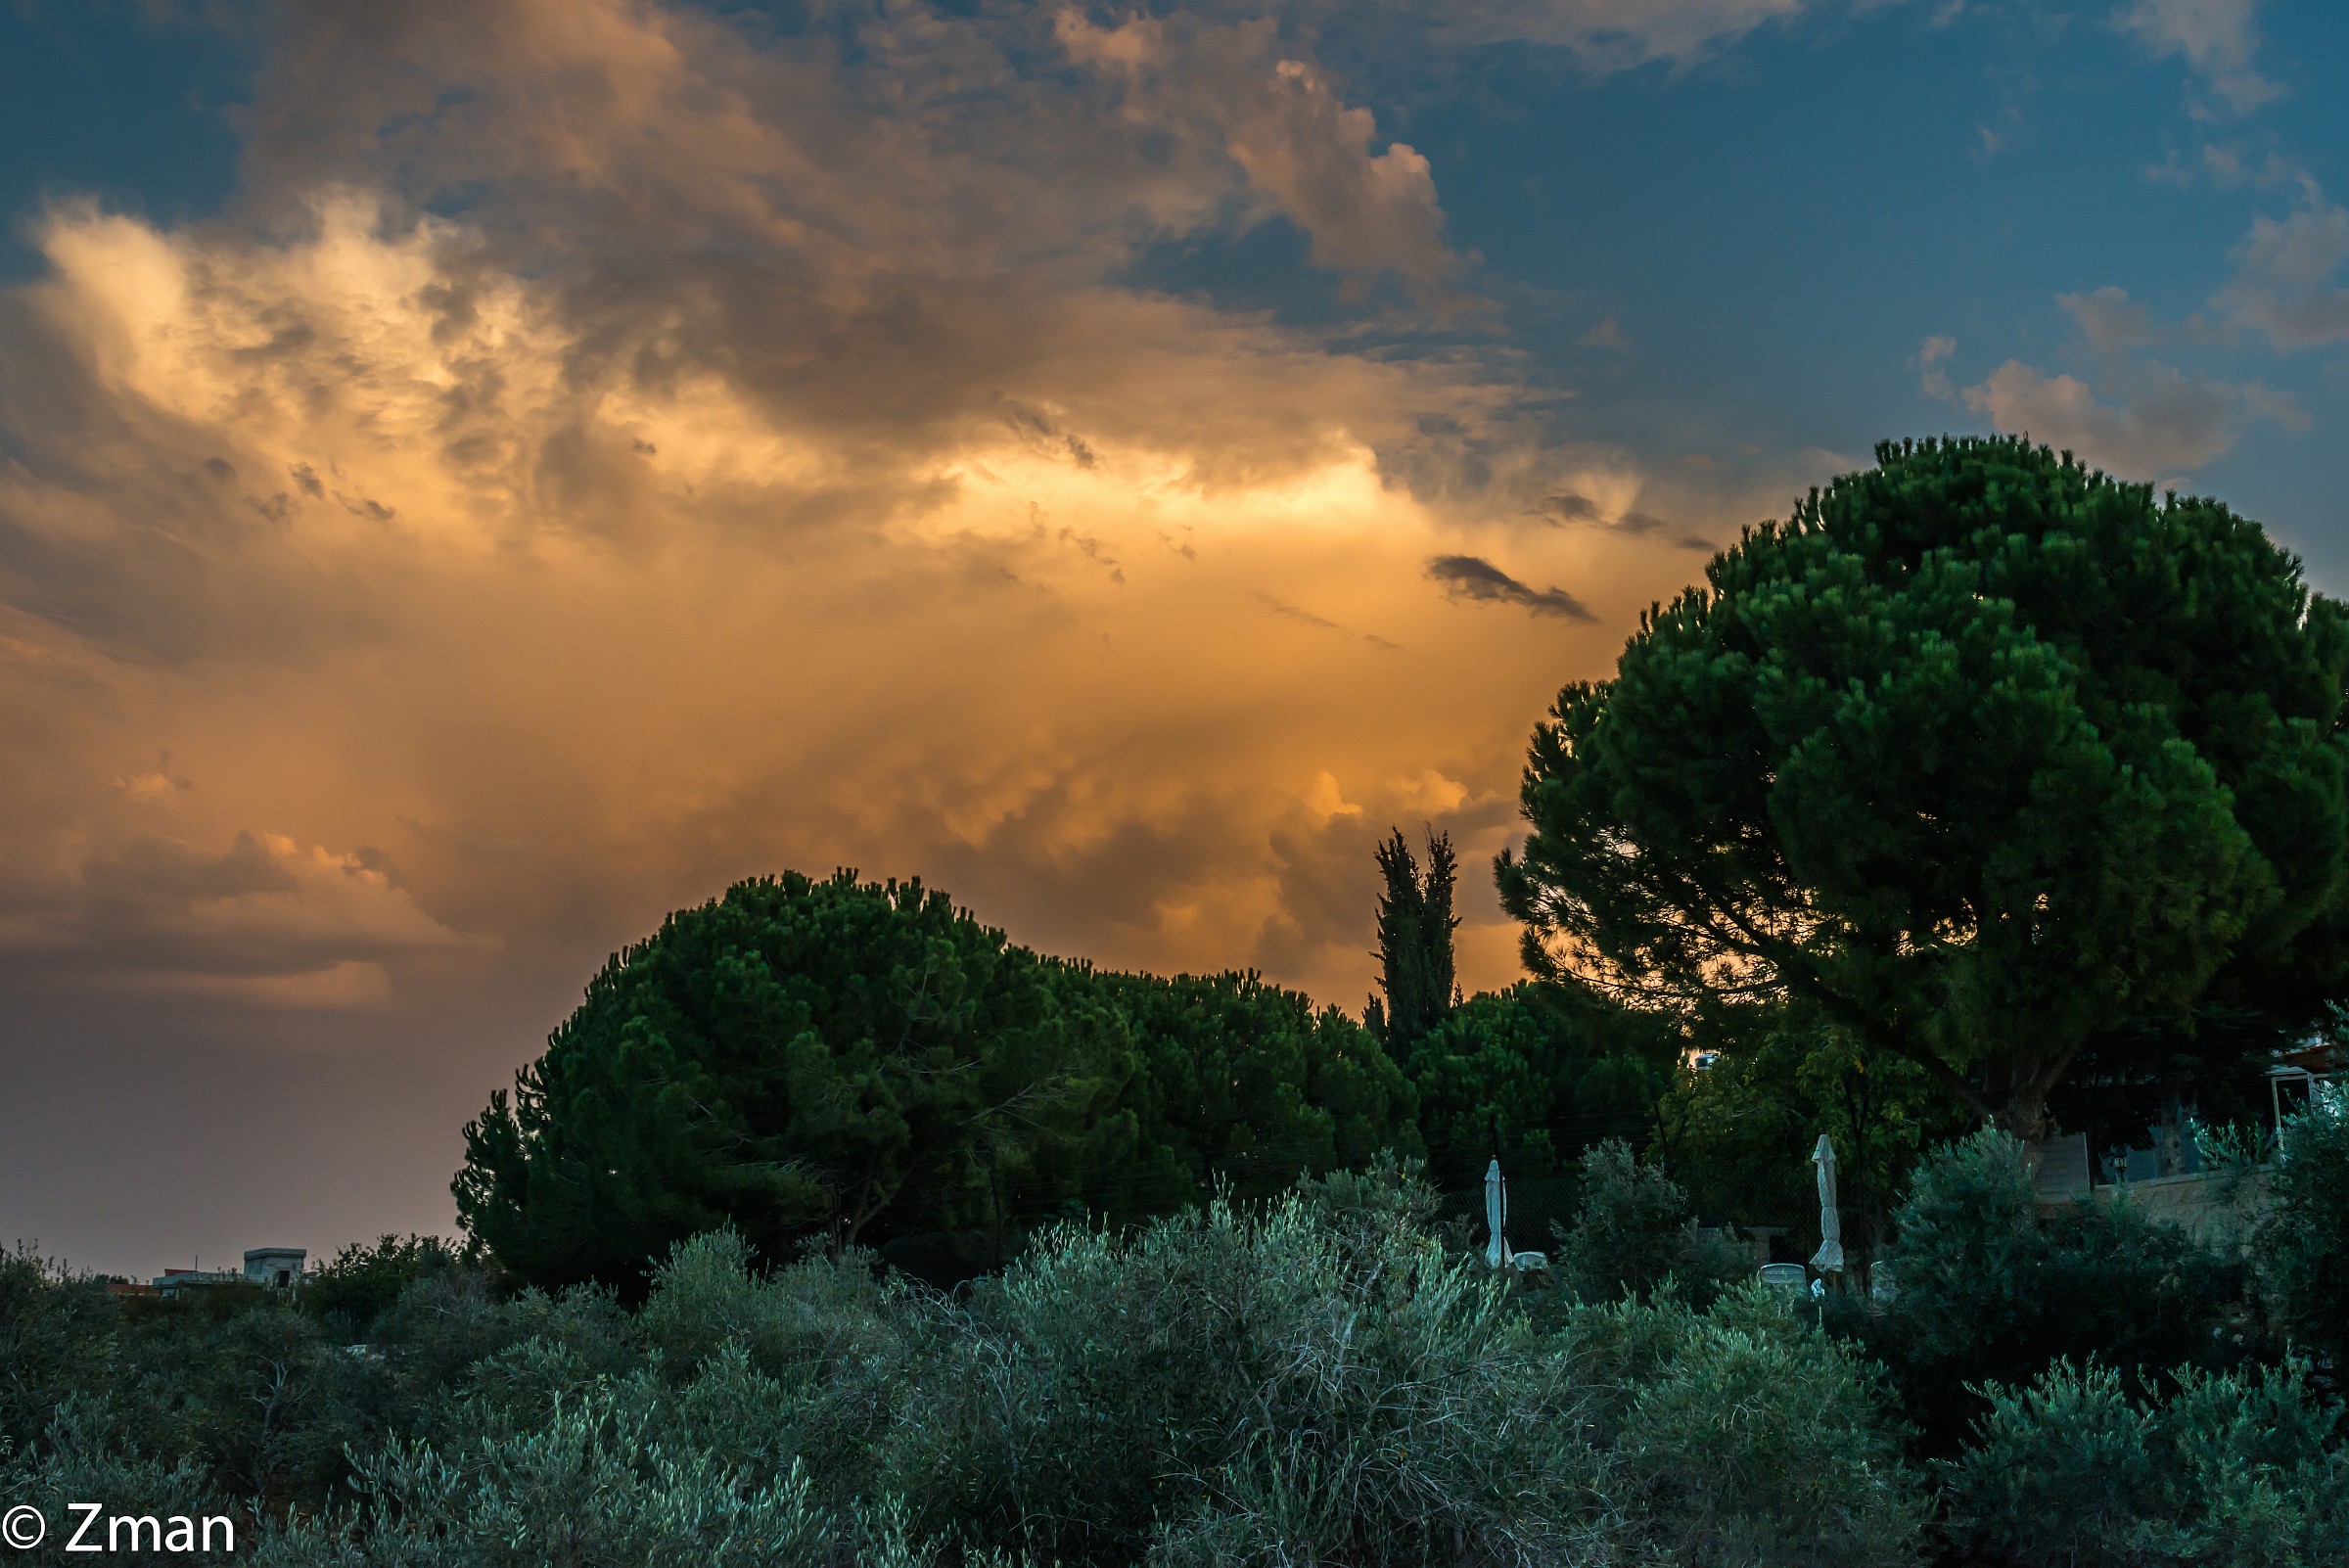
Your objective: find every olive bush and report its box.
[0,1398,236,1568]
[1554,1140,1749,1306]
[882,1191,1615,1566]
[251,1384,944,1568]
[2255,1095,2349,1366]
[1860,1130,2256,1452]
[1939,1358,2349,1567]
[3,1171,1929,1568]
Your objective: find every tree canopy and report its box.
[457,872,1128,1289]
[1498,437,2349,1138]
[1096,967,1419,1207]
[456,871,1418,1291]
[1405,981,1677,1180]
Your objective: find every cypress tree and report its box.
[1369,828,1459,1048]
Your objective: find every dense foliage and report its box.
[1404,982,1677,1181]
[20,1122,2349,1564]
[1663,1000,1968,1275]
[2,1172,1930,1567]
[457,866,1684,1294]
[1842,1131,2262,1453]
[2254,1092,2349,1367]
[1939,1359,2349,1567]
[1365,826,1459,1049]
[1498,436,2349,1137]
[301,1234,473,1336]
[458,871,1420,1291]
[1091,967,1419,1209]
[1550,1139,1747,1307]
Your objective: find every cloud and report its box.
[1426,554,1594,620]
[2117,0,2280,115]
[0,0,1793,1053]
[0,830,468,1008]
[2142,141,2300,190]
[0,13,1680,1028]
[1382,0,1814,73]
[1304,769,1364,824]
[1538,492,1603,523]
[1912,334,1957,399]
[1531,492,1710,550]
[1257,593,1404,650]
[1952,283,2307,477]
[1052,12,1463,293]
[1960,358,2258,478]
[1579,315,1632,349]
[2240,380,2312,434]
[2212,194,2349,350]
[2059,286,2153,358]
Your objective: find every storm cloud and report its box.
[10,0,2146,1272]
[1425,554,1595,621]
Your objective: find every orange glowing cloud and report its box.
[0,0,1841,1029]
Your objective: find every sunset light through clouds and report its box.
[2,0,2342,1272]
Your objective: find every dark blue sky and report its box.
[6,3,2341,560]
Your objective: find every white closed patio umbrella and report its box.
[1811,1133,1845,1276]
[1485,1157,1512,1269]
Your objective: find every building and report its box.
[152,1267,243,1296]
[150,1247,308,1295]
[244,1247,306,1288]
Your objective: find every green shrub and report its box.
[0,1398,237,1567]
[2256,1096,2349,1365]
[251,1383,941,1568]
[0,1248,115,1452]
[1555,1139,1748,1306]
[1935,1360,2159,1567]
[1939,1359,2349,1567]
[876,1182,1922,1566]
[301,1234,472,1340]
[1609,1287,1928,1567]
[633,1229,923,1501]
[1,1173,1934,1567]
[1864,1131,2256,1452]
[882,1191,1611,1565]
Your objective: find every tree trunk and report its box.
[2157,1092,2187,1176]
[1992,1092,2050,1147]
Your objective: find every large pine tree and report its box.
[1498,438,2349,1140]
[457,870,1419,1291]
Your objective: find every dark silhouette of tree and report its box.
[456,871,1418,1292]
[456,871,1127,1291]
[1404,980,1677,1182]
[1367,827,1459,1049]
[1499,437,2349,1141]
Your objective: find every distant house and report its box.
[153,1267,244,1296]
[151,1247,307,1295]
[2025,1037,2342,1248]
[244,1247,306,1288]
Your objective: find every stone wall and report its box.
[2045,1169,2272,1251]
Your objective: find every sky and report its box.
[1,0,2343,1276]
